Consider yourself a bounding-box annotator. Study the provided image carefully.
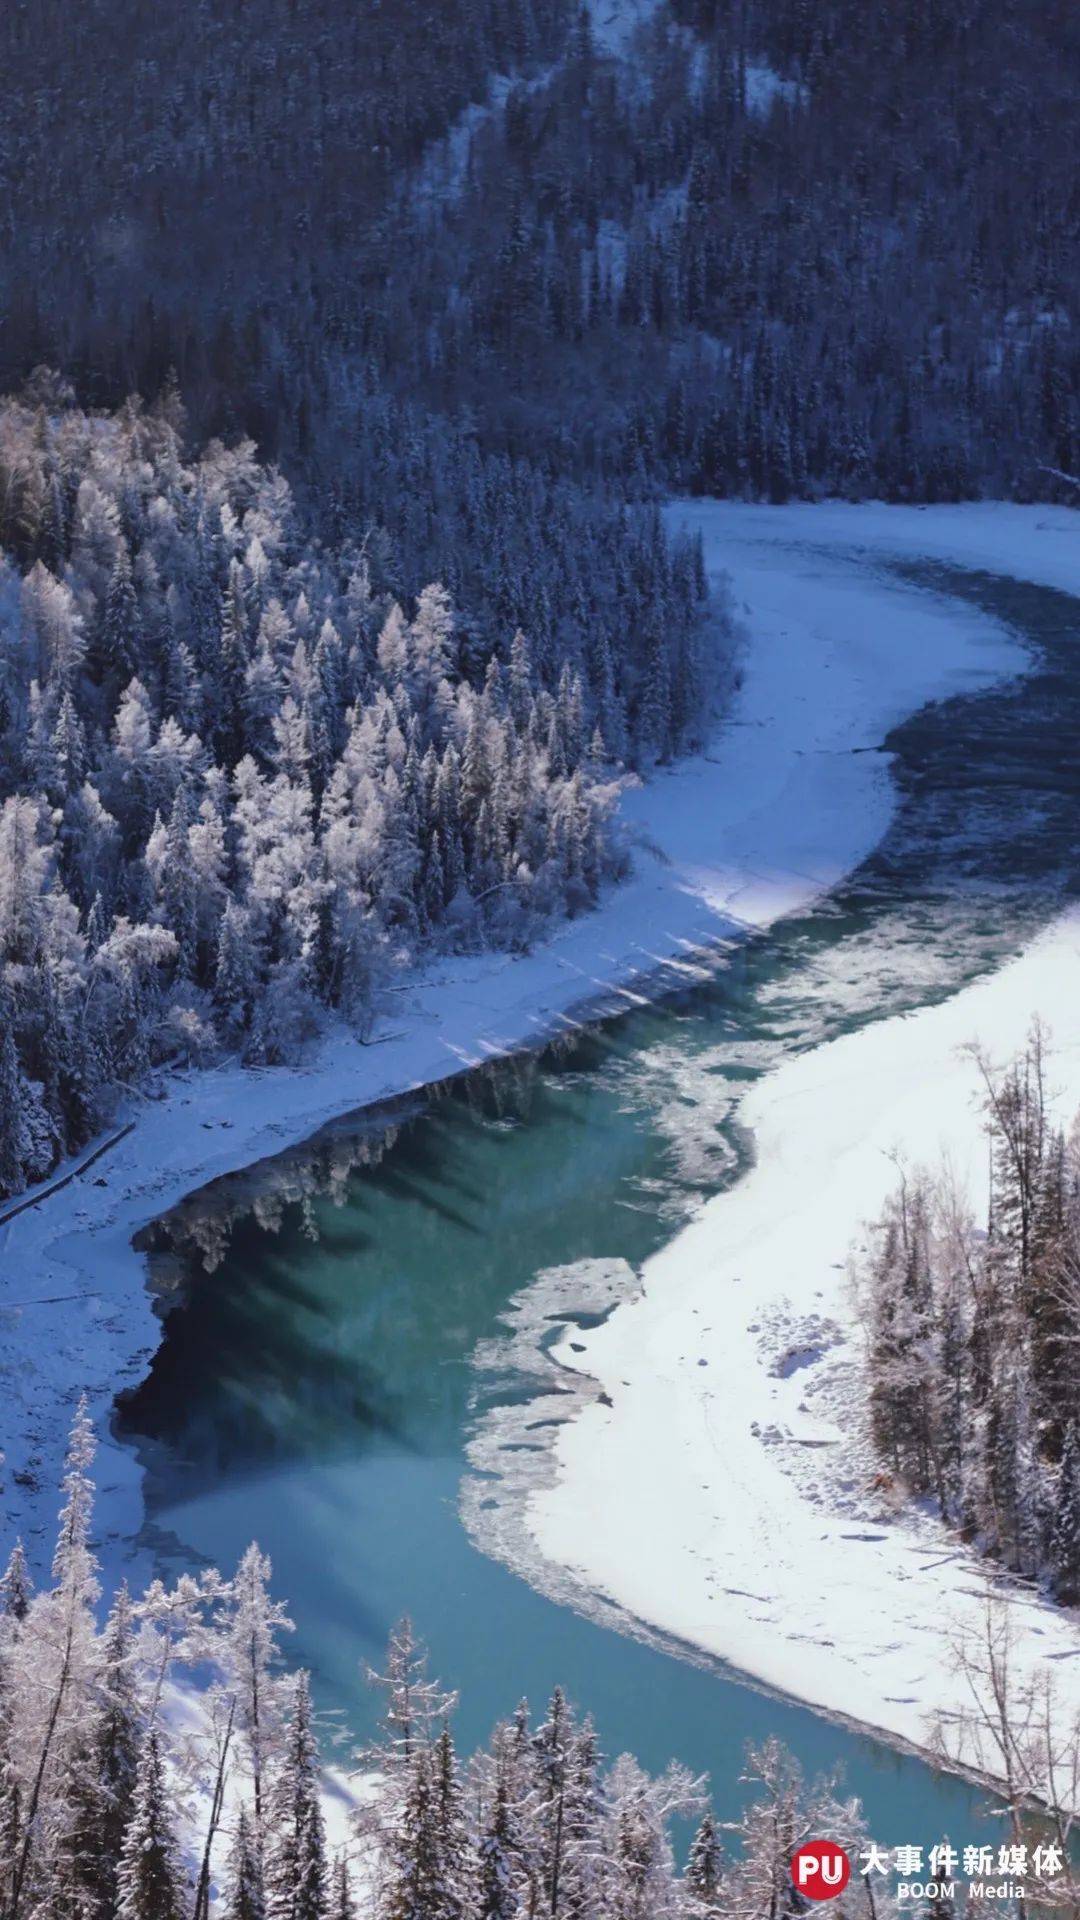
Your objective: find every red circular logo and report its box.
[791,1841,852,1901]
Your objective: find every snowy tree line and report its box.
[3,0,1076,521]
[0,1404,881,1920]
[854,1027,1080,1607]
[0,380,713,1200]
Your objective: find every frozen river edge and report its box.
[1,499,1075,1749]
[523,503,1080,1786]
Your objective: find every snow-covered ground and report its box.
[521,504,1080,1780]
[2,499,1076,1782]
[527,915,1080,1778]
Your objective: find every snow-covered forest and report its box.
[854,1027,1080,1602]
[1,0,1076,511]
[0,381,710,1199]
[0,1406,882,1920]
[9,0,1080,1906]
[3,0,1076,1194]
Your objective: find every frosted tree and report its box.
[21,563,85,686]
[265,1673,327,1920]
[6,1398,101,1920]
[477,1763,523,1920]
[601,1753,701,1920]
[684,1812,723,1911]
[1050,1420,1080,1604]
[225,1807,268,1920]
[360,1619,455,1783]
[720,1740,866,1920]
[214,900,262,1034]
[115,1728,189,1920]
[89,543,139,695]
[0,1014,55,1196]
[0,1543,32,1624]
[379,1743,445,1920]
[217,1543,294,1837]
[65,1583,142,1920]
[328,1855,355,1920]
[432,1725,476,1919]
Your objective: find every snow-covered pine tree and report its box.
[218,1543,293,1839]
[685,1811,724,1910]
[6,1398,101,1920]
[328,1854,354,1920]
[432,1725,476,1919]
[1050,1419,1080,1604]
[477,1756,524,1920]
[0,1544,32,1624]
[115,1728,189,1920]
[65,1582,142,1920]
[379,1742,444,1920]
[265,1673,327,1920]
[225,1807,268,1920]
[361,1618,455,1782]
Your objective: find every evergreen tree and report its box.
[266,1674,327,1920]
[116,1729,189,1920]
[226,1807,268,1920]
[380,1744,444,1920]
[433,1725,475,1919]
[0,1543,32,1623]
[89,544,139,695]
[219,1541,293,1838]
[685,1812,724,1909]
[477,1767,522,1920]
[68,1583,142,1920]
[1050,1420,1080,1605]
[328,1856,354,1920]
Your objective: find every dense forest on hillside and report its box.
[2,0,1078,514]
[3,0,1079,1194]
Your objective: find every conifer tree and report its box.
[116,1728,189,1920]
[0,1543,32,1623]
[685,1812,724,1909]
[380,1743,444,1920]
[68,1583,142,1920]
[219,1542,293,1838]
[90,544,139,693]
[328,1855,354,1920]
[266,1674,327,1920]
[1050,1420,1080,1604]
[433,1725,475,1919]
[477,1763,523,1920]
[226,1807,268,1920]
[7,1398,101,1920]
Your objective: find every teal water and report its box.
[116,566,1080,1848]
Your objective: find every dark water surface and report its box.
[116,564,1080,1845]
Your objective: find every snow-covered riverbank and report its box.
[524,503,1080,1779]
[0,503,1047,1598]
[528,911,1080,1776]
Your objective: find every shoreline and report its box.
[513,500,1080,1788]
[0,503,1037,1616]
[524,908,1080,1787]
